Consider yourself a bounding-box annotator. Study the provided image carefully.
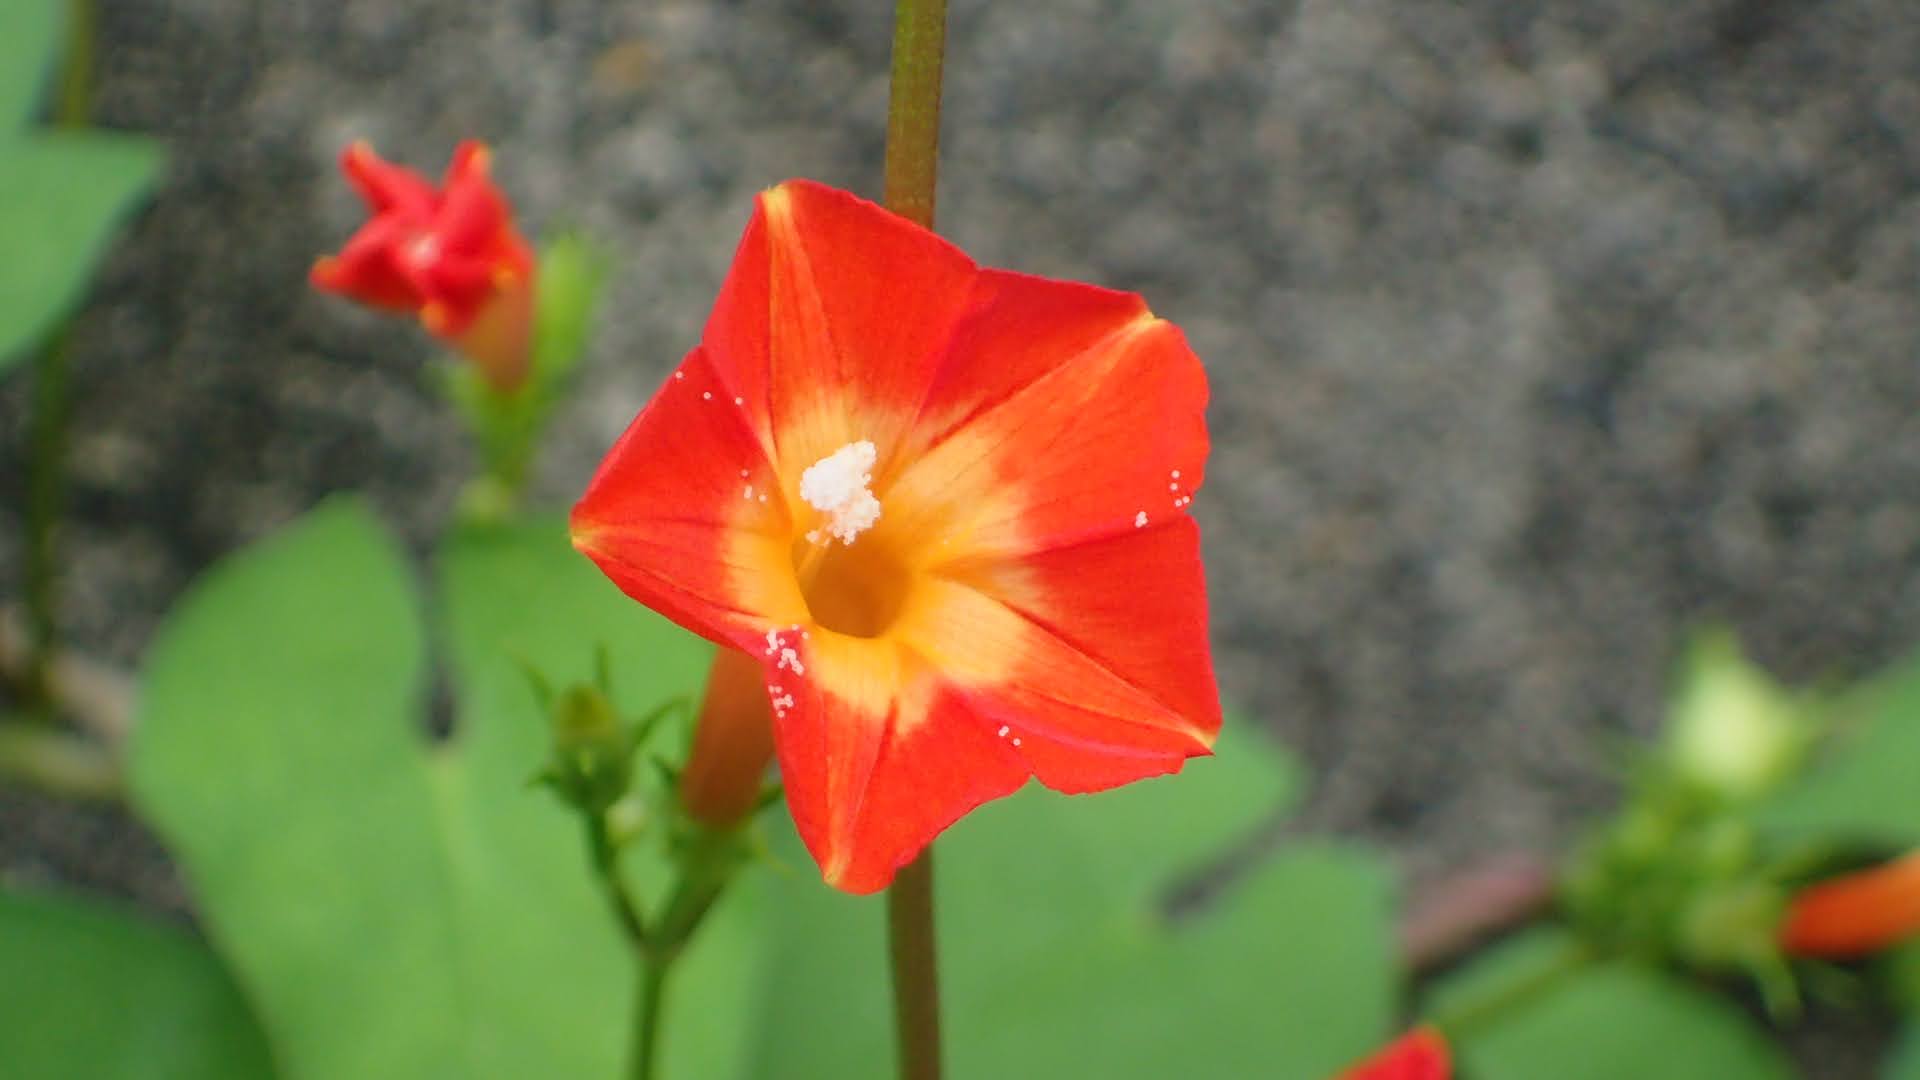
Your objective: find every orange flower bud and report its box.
[679,647,776,828]
[1780,849,1920,958]
[311,140,536,393]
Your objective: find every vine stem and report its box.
[880,1,950,1077]
[888,852,943,1080]
[21,0,98,712]
[882,0,949,231]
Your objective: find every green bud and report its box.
[536,684,633,813]
[1664,629,1809,803]
[1676,877,1789,973]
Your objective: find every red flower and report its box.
[571,180,1221,893]
[1779,849,1920,958]
[311,140,536,393]
[1335,1027,1451,1080]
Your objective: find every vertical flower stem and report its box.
[883,0,949,230]
[21,0,98,712]
[632,958,668,1080]
[881,1,949,1077]
[888,851,942,1080]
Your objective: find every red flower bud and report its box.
[311,140,536,393]
[680,646,777,828]
[1780,849,1920,959]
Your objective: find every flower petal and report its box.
[886,285,1209,562]
[946,516,1223,780]
[899,571,1216,794]
[570,348,805,650]
[340,141,436,215]
[762,627,1027,894]
[1780,850,1920,958]
[699,180,980,487]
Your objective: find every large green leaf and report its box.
[0,133,161,368]
[0,0,60,128]
[1436,943,1796,1080]
[745,729,1395,1079]
[130,502,751,1080]
[0,888,274,1079]
[1757,656,1920,844]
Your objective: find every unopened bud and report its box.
[1665,630,1808,802]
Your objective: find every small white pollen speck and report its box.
[702,391,712,401]
[740,469,749,478]
[674,371,685,381]
[1169,482,1179,491]
[743,485,753,500]
[734,396,745,406]
[996,725,1009,737]
[799,441,882,545]
[1134,511,1148,528]
[1171,469,1181,479]
[1011,737,1023,747]
[777,647,805,675]
[758,493,768,503]
[764,628,781,657]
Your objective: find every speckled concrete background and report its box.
[3,1,1917,1072]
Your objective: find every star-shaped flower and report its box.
[572,180,1221,892]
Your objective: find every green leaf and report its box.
[0,0,60,128]
[1890,1026,1920,1080]
[0,132,162,368]
[130,502,751,1080]
[1756,655,1920,845]
[1446,959,1796,1080]
[745,729,1394,1079]
[0,888,274,1079]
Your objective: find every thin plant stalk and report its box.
[21,0,98,711]
[879,1,951,1077]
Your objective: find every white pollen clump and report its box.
[996,725,1010,738]
[1134,511,1148,528]
[799,440,882,545]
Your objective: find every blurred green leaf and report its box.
[0,0,60,128]
[0,132,161,368]
[131,502,749,1080]
[1756,657,1920,845]
[0,888,274,1079]
[1890,1027,1920,1080]
[1445,958,1795,1080]
[746,729,1394,1079]
[1889,940,1920,1018]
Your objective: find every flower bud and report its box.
[678,647,775,828]
[1664,630,1808,802]
[311,140,536,393]
[1780,850,1920,959]
[535,684,633,814]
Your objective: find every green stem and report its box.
[633,959,668,1080]
[585,814,648,947]
[887,851,942,1080]
[880,2,949,1076]
[21,0,97,711]
[0,724,122,802]
[883,0,950,230]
